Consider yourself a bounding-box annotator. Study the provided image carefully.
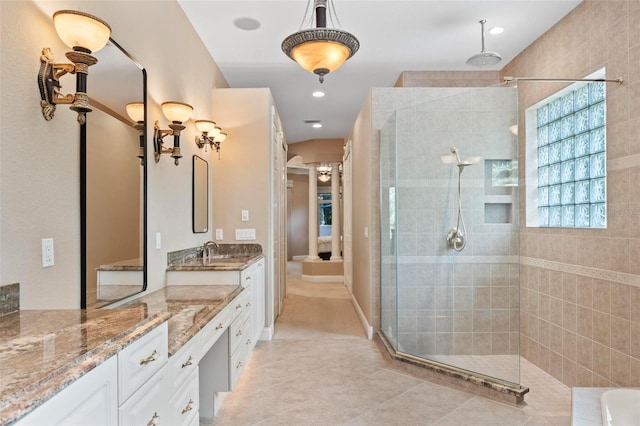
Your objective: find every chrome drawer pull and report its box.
[181,399,194,415]
[236,361,243,369]
[246,339,252,345]
[147,412,159,426]
[215,323,223,330]
[139,349,158,366]
[235,304,242,310]
[181,355,193,369]
[236,329,243,337]
[246,302,252,307]
[245,276,252,281]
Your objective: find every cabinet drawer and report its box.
[198,305,232,360]
[231,289,250,321]
[118,365,168,426]
[168,336,198,391]
[118,322,168,404]
[229,310,251,356]
[169,368,199,426]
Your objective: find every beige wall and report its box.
[395,70,500,87]
[209,88,271,249]
[287,139,344,164]
[502,0,640,387]
[86,108,141,296]
[350,93,374,326]
[1,0,229,308]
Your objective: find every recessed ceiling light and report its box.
[312,91,325,98]
[233,17,261,31]
[312,123,323,128]
[489,26,504,35]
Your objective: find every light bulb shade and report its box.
[214,132,227,143]
[162,102,193,123]
[195,120,217,133]
[282,29,359,74]
[317,165,331,173]
[318,173,331,182]
[125,102,144,123]
[210,126,222,138]
[53,10,111,53]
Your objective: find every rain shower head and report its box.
[466,19,502,66]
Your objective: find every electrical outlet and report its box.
[155,232,162,249]
[215,229,223,240]
[41,238,54,267]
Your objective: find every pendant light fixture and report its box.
[281,0,359,83]
[466,19,502,66]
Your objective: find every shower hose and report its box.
[451,165,467,252]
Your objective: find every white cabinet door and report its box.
[118,366,168,426]
[252,260,266,343]
[18,355,118,426]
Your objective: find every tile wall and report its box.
[501,0,640,387]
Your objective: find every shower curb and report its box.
[375,331,529,405]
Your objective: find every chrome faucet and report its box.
[202,241,219,259]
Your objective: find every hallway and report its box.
[208,262,572,425]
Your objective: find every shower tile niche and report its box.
[484,160,518,224]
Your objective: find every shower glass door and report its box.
[380,87,520,385]
[380,111,398,350]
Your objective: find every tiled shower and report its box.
[380,87,521,384]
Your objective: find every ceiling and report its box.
[178,0,581,144]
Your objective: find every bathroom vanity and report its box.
[0,253,265,425]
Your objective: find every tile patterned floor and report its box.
[203,263,572,425]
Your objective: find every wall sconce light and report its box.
[194,120,227,159]
[154,101,193,166]
[317,164,331,182]
[38,10,112,125]
[126,102,145,166]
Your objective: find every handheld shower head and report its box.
[451,147,462,164]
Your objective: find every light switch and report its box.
[241,210,249,222]
[41,238,54,267]
[364,227,369,238]
[155,232,162,249]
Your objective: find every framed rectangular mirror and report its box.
[193,155,208,233]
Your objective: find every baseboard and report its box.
[301,274,344,282]
[260,325,274,341]
[292,255,307,261]
[347,287,374,339]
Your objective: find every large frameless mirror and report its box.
[82,38,147,308]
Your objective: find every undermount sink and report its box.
[206,254,233,260]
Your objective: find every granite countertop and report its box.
[96,258,143,271]
[117,285,242,355]
[0,308,170,424]
[0,284,243,424]
[166,254,262,272]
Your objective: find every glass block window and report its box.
[536,81,606,228]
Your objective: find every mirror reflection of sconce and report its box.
[126,102,145,166]
[38,10,112,125]
[194,120,227,159]
[154,101,193,166]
